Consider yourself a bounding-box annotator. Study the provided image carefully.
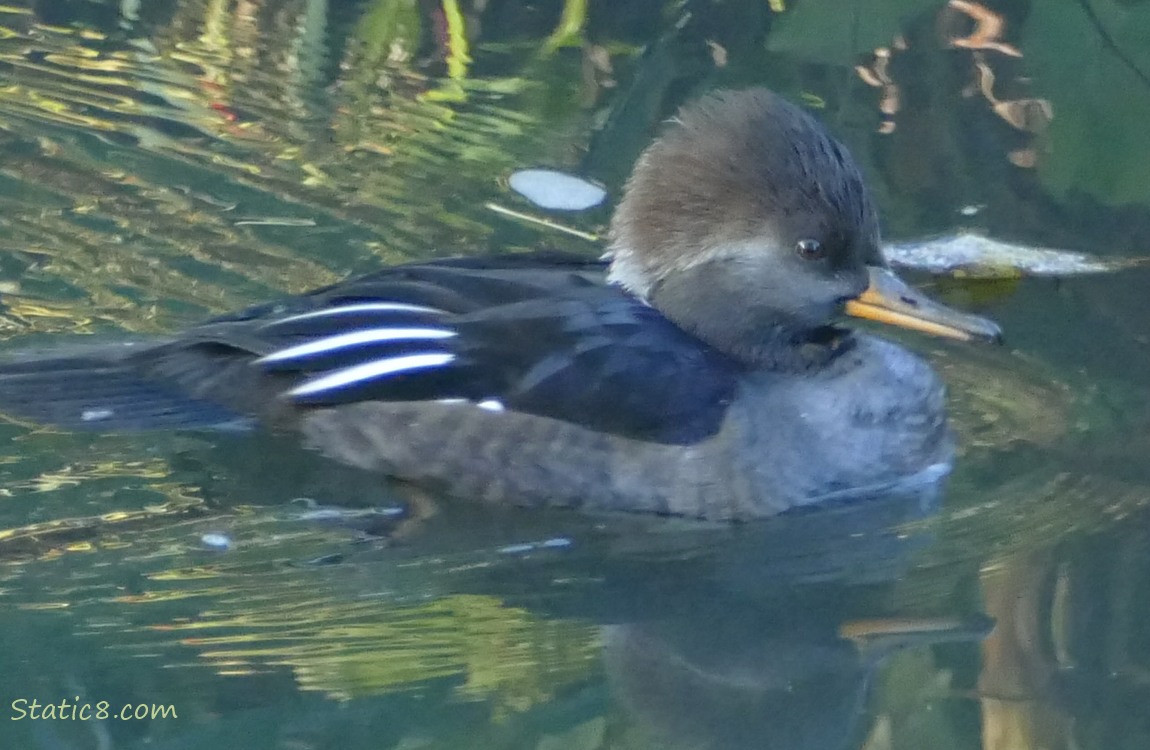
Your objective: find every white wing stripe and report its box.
[289,353,456,398]
[258,327,456,363]
[271,302,446,325]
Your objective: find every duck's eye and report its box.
[795,239,825,261]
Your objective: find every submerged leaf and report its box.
[884,232,1145,277]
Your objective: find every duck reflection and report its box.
[580,490,986,750]
[604,602,989,750]
[0,441,994,750]
[458,480,990,750]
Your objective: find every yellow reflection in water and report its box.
[164,590,600,711]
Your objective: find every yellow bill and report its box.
[845,266,1002,343]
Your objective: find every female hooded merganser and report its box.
[0,89,999,520]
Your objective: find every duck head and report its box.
[607,88,1000,369]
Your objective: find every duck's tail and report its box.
[0,341,252,431]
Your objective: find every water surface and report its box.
[1,1,1149,749]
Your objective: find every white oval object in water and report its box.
[509,169,607,211]
[200,532,232,551]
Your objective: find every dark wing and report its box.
[0,253,738,444]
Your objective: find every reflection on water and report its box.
[0,0,1149,748]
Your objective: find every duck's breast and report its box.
[725,336,954,513]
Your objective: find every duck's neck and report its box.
[757,325,856,372]
[691,317,855,373]
[639,266,855,372]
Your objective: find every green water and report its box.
[0,1,1149,748]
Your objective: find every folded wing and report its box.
[0,253,737,444]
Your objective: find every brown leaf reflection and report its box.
[946,0,1023,57]
[856,1,1051,169]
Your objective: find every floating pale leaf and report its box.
[200,533,232,551]
[885,232,1145,277]
[508,168,606,211]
